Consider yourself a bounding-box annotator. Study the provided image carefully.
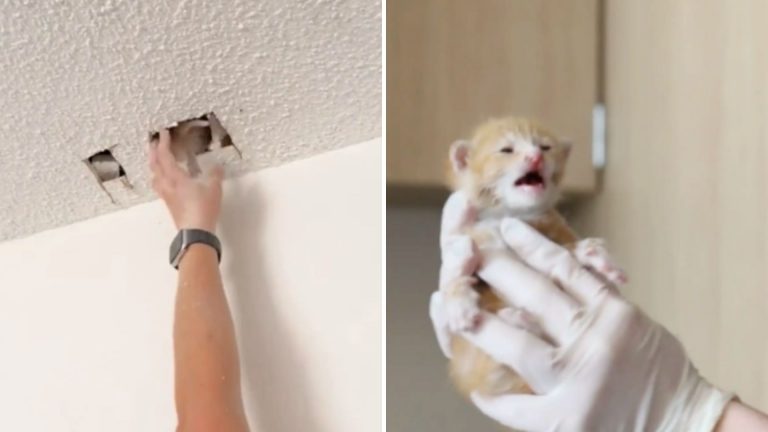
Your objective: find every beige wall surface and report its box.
[0,139,381,432]
[387,0,597,193]
[570,0,768,411]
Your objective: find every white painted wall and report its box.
[0,139,381,432]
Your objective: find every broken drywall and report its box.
[0,0,381,241]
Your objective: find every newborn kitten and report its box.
[442,117,627,398]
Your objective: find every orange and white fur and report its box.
[442,117,627,398]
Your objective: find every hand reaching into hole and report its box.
[148,129,224,233]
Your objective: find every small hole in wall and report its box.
[83,148,132,205]
[85,149,126,182]
[150,112,240,176]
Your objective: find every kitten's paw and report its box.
[443,283,482,332]
[574,238,628,285]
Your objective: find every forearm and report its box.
[714,401,768,432]
[174,244,248,430]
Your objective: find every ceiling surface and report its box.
[0,0,381,241]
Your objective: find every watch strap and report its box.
[170,229,222,269]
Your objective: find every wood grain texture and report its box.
[569,0,768,409]
[387,0,598,193]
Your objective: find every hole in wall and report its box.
[150,112,241,176]
[85,149,126,182]
[83,147,132,204]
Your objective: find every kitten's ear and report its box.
[449,140,471,173]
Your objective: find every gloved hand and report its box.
[430,195,734,431]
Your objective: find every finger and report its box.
[470,392,549,431]
[462,312,558,393]
[150,176,160,193]
[208,164,225,185]
[148,139,163,177]
[155,129,185,182]
[439,191,476,247]
[497,307,547,342]
[150,176,168,197]
[478,253,581,345]
[429,291,453,358]
[438,235,480,288]
[500,219,611,306]
[439,192,480,288]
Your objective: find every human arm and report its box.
[149,130,250,432]
[715,401,768,432]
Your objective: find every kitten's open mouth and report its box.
[514,171,545,189]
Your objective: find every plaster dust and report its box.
[0,0,381,241]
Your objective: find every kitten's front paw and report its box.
[444,282,482,332]
[574,238,628,285]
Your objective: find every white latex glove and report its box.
[438,191,481,290]
[430,213,734,431]
[432,191,481,358]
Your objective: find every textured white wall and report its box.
[0,0,381,241]
[0,139,381,432]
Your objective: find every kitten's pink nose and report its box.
[526,153,544,171]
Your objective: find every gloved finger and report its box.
[439,191,477,247]
[429,291,453,358]
[470,392,550,431]
[440,231,477,263]
[462,312,558,393]
[499,218,611,307]
[438,234,480,289]
[497,307,548,343]
[156,129,186,183]
[478,253,581,345]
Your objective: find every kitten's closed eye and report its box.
[540,144,552,151]
[500,146,514,154]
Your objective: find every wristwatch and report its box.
[169,229,222,269]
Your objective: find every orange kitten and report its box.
[442,116,627,397]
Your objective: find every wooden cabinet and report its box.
[387,0,599,200]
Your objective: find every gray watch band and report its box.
[169,229,222,269]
